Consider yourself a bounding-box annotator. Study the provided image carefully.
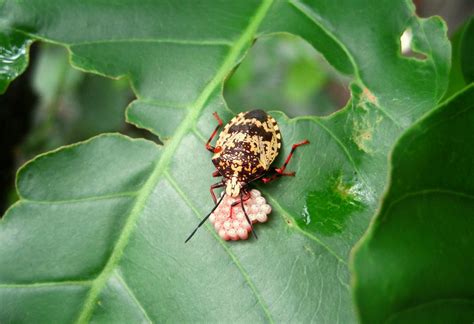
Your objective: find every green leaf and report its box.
[460,17,474,84]
[443,21,468,99]
[0,0,450,322]
[0,29,31,93]
[444,16,474,99]
[351,84,474,323]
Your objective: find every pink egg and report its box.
[237,228,249,239]
[256,213,268,223]
[219,229,229,240]
[243,221,252,231]
[250,204,259,213]
[208,189,271,241]
[214,221,222,231]
[228,229,238,240]
[250,189,261,197]
[236,212,245,220]
[260,204,272,214]
[209,213,216,223]
[256,197,266,205]
[232,220,240,229]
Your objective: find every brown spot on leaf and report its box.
[335,177,352,199]
[362,87,378,105]
[352,118,374,154]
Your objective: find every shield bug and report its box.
[185,109,309,242]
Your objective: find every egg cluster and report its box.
[209,189,271,241]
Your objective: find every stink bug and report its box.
[185,109,309,242]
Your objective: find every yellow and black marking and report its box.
[212,110,281,192]
[184,109,309,243]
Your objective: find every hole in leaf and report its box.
[400,28,428,60]
[224,34,350,117]
[20,43,160,162]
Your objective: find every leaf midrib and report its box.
[75,0,275,322]
[69,38,233,47]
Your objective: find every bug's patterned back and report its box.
[212,110,281,182]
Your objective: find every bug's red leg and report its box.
[210,182,225,204]
[261,174,279,184]
[275,140,310,174]
[261,140,310,183]
[261,169,295,183]
[231,191,257,239]
[205,112,224,153]
[212,170,220,177]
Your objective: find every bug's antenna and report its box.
[240,190,258,240]
[185,193,226,243]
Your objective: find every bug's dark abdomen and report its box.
[227,123,274,142]
[213,110,282,183]
[212,140,266,182]
[244,109,267,121]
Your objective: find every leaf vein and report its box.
[288,0,359,79]
[0,280,92,288]
[310,118,370,191]
[164,172,274,323]
[310,255,324,323]
[264,194,347,264]
[21,191,139,205]
[70,38,233,47]
[114,271,153,323]
[269,256,300,309]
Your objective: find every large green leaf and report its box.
[444,17,474,99]
[0,0,450,322]
[352,84,474,323]
[460,17,474,84]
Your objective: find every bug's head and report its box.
[225,176,242,198]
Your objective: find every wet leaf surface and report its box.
[0,30,31,93]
